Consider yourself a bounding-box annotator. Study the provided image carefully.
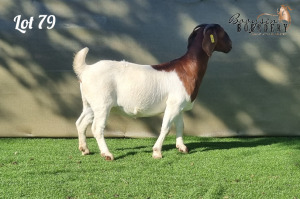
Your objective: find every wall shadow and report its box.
[0,0,299,137]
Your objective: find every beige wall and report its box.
[0,0,299,137]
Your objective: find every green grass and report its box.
[1,136,300,199]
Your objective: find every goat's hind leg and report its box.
[76,107,94,155]
[92,105,114,161]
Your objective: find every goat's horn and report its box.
[193,24,207,32]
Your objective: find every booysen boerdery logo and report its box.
[229,4,292,35]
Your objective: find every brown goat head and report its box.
[188,24,232,57]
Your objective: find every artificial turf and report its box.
[0,136,300,198]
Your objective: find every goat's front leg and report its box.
[174,113,188,153]
[152,103,180,159]
[92,107,114,161]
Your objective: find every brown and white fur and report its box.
[73,24,232,160]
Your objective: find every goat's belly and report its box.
[113,99,166,118]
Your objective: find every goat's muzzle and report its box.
[225,40,232,53]
[222,34,232,53]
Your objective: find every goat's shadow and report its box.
[110,137,299,160]
[114,145,152,160]
[161,139,279,154]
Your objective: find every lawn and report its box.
[0,136,300,198]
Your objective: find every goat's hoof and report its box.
[176,145,188,153]
[82,150,90,155]
[152,151,162,159]
[101,153,114,161]
[79,147,90,155]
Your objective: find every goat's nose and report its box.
[226,42,232,53]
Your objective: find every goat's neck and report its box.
[177,47,209,101]
[151,45,209,102]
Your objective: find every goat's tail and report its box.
[73,47,89,79]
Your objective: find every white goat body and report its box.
[79,55,193,118]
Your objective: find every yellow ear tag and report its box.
[210,34,215,43]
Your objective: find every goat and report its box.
[73,24,232,160]
[257,4,292,30]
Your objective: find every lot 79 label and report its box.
[13,15,56,34]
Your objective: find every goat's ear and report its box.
[202,29,217,57]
